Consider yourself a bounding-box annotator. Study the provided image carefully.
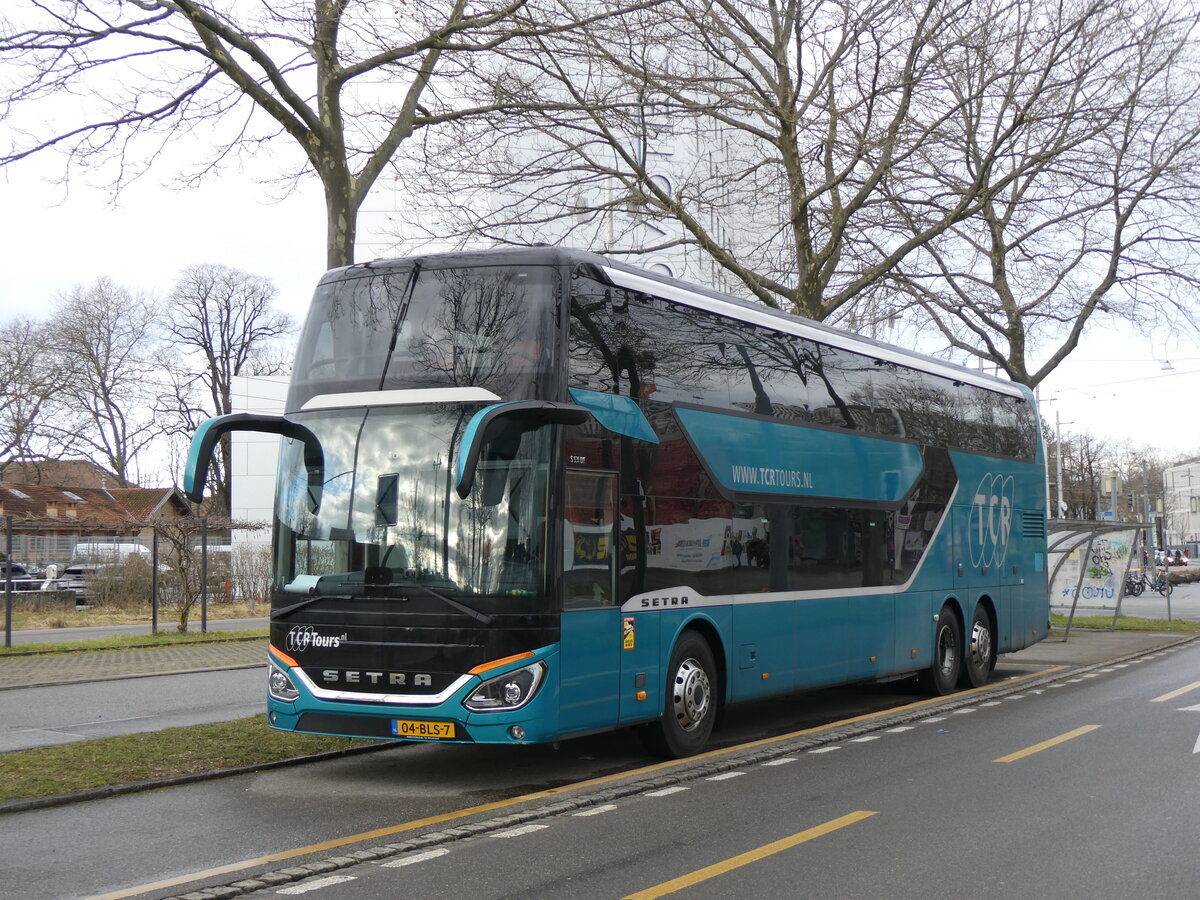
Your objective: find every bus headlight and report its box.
[464,661,547,712]
[268,661,300,702]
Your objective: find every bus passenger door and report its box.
[558,470,621,736]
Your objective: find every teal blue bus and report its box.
[185,247,1049,757]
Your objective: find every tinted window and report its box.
[569,273,1035,461]
[626,418,955,597]
[290,265,560,410]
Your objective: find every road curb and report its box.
[156,632,1200,900]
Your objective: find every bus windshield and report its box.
[272,403,554,615]
[287,262,561,410]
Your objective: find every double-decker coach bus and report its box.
[185,247,1048,757]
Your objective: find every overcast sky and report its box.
[2,154,1197,461]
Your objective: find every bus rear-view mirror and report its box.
[185,413,325,512]
[455,401,591,502]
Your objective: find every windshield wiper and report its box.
[273,593,354,620]
[273,583,494,625]
[405,582,494,625]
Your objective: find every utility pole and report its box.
[1055,409,1066,518]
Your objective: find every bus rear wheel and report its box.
[640,631,717,758]
[959,604,995,689]
[919,606,961,696]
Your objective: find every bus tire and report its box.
[959,604,995,689]
[919,606,961,696]
[641,631,717,758]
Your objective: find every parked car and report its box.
[0,562,39,590]
[58,564,100,601]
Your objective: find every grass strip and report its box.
[0,715,378,804]
[0,628,269,656]
[1050,613,1200,633]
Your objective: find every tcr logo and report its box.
[969,473,1014,569]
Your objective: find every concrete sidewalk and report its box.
[1001,627,1196,667]
[0,639,266,689]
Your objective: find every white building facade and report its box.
[229,375,288,542]
[1163,458,1200,556]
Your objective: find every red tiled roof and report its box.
[0,483,191,531]
[0,460,127,488]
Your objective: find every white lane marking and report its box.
[980,701,1002,707]
[574,804,619,817]
[277,875,357,894]
[762,757,797,766]
[706,772,745,781]
[886,726,914,733]
[1193,731,1200,755]
[382,849,450,868]
[493,824,548,838]
[922,717,947,723]
[952,709,977,715]
[849,735,880,742]
[646,786,689,797]
[808,746,840,754]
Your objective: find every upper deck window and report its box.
[569,273,1037,461]
[288,264,561,411]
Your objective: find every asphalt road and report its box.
[346,651,1196,899]
[0,667,265,752]
[4,638,1197,900]
[1055,573,1200,621]
[231,640,1200,900]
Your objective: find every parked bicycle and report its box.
[1124,569,1168,597]
[1124,570,1145,596]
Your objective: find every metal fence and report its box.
[2,517,254,647]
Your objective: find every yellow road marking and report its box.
[1150,681,1200,703]
[993,725,1102,763]
[89,665,1060,899]
[622,811,878,899]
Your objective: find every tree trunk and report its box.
[325,177,357,270]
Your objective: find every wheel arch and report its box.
[936,595,965,633]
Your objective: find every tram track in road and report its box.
[84,635,1200,900]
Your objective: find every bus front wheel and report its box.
[641,632,717,758]
[920,607,962,696]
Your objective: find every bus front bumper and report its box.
[266,648,561,746]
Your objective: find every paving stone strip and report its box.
[0,640,267,688]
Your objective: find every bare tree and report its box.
[0,317,66,474]
[883,0,1200,388]
[162,263,294,513]
[416,0,1200,386]
[153,516,266,631]
[45,278,164,485]
[0,0,649,269]
[416,0,1042,312]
